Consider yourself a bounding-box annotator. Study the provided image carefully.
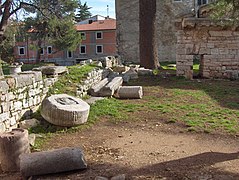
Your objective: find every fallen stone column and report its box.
[20,147,87,177]
[99,76,123,97]
[0,129,30,172]
[88,78,109,96]
[115,86,143,99]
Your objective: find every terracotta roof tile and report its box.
[76,19,116,31]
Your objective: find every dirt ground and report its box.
[1,76,239,180]
[2,116,239,180]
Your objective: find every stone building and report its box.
[116,0,212,63]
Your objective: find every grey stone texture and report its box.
[99,77,123,97]
[116,0,213,63]
[40,66,68,76]
[116,0,139,63]
[88,78,110,97]
[41,94,90,127]
[115,86,143,99]
[176,17,239,79]
[0,128,30,172]
[77,68,109,97]
[0,71,54,133]
[20,147,87,177]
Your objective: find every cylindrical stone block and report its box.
[41,94,90,127]
[20,147,87,177]
[116,86,143,99]
[0,128,30,172]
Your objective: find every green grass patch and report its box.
[30,98,142,149]
[48,64,97,96]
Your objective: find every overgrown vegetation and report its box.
[48,64,97,96]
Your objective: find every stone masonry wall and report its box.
[0,71,55,132]
[176,18,239,79]
[116,0,139,63]
[77,68,109,97]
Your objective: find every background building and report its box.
[14,16,116,65]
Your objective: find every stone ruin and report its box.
[175,17,239,80]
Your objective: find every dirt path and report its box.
[3,118,237,180]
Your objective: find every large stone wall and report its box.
[116,0,139,63]
[0,71,55,132]
[156,0,194,62]
[176,18,239,79]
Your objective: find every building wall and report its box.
[15,30,117,65]
[76,30,117,61]
[116,0,139,63]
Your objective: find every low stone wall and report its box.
[0,71,56,132]
[76,68,109,97]
[176,18,239,79]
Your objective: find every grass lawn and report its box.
[30,69,239,149]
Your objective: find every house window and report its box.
[40,47,44,55]
[18,47,25,55]
[96,45,103,54]
[80,32,86,40]
[47,46,52,54]
[198,0,207,5]
[67,51,73,58]
[80,45,86,54]
[96,31,103,39]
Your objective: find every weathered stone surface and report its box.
[111,174,126,180]
[28,133,36,146]
[14,74,34,88]
[85,97,105,105]
[20,71,43,82]
[123,69,138,80]
[0,128,30,172]
[137,68,153,76]
[20,147,87,177]
[19,118,40,129]
[9,65,22,75]
[115,86,143,99]
[40,66,68,76]
[41,94,90,127]
[99,77,123,97]
[88,78,109,97]
[113,66,130,73]
[176,17,239,79]
[0,81,9,92]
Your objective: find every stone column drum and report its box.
[41,94,90,127]
[0,128,30,172]
[20,147,87,177]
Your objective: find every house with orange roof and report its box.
[14,16,116,65]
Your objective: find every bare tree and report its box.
[139,0,159,69]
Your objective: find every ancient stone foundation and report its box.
[176,18,239,79]
[0,71,55,132]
